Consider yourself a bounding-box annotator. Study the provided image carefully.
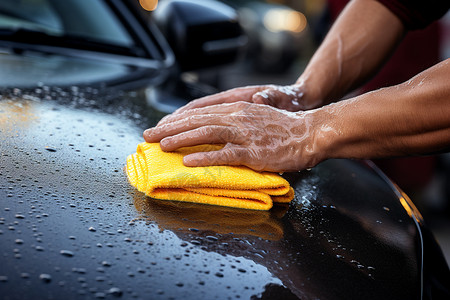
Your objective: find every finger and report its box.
[145,112,244,142]
[183,145,251,168]
[173,85,271,115]
[252,89,276,106]
[252,85,306,112]
[159,126,245,151]
[155,101,253,128]
[156,105,229,128]
[174,87,255,114]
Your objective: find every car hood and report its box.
[0,90,424,299]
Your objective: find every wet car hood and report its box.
[0,88,425,299]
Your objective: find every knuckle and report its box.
[197,126,214,137]
[220,147,236,162]
[185,114,203,126]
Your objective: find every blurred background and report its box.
[146,0,450,263]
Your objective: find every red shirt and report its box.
[376,0,450,30]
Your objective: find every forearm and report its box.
[297,0,405,108]
[317,59,450,160]
[145,60,449,172]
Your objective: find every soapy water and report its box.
[0,85,162,130]
[144,78,350,172]
[1,94,291,299]
[167,81,317,118]
[2,77,415,299]
[252,84,305,112]
[145,98,343,173]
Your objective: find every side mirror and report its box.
[152,0,246,71]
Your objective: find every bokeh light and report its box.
[139,0,158,11]
[263,9,307,33]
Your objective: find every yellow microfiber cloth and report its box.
[126,143,295,210]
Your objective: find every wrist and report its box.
[291,108,337,169]
[294,74,329,110]
[315,93,388,161]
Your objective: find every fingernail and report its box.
[160,138,168,146]
[143,128,152,136]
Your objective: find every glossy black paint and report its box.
[0,85,438,299]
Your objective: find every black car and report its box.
[0,0,449,299]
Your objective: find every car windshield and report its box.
[0,0,134,48]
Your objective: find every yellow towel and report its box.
[126,143,294,210]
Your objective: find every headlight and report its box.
[263,8,307,33]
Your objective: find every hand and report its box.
[166,83,318,117]
[144,102,328,172]
[156,83,322,128]
[251,83,319,112]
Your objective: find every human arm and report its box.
[144,59,450,172]
[292,0,405,108]
[165,0,405,115]
[323,58,450,161]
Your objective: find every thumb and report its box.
[252,89,276,106]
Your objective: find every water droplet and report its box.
[215,272,224,278]
[102,261,111,267]
[15,214,25,219]
[39,274,52,283]
[108,287,123,297]
[15,239,24,244]
[72,268,86,274]
[60,250,74,257]
[44,147,57,152]
[88,227,96,232]
[383,207,390,211]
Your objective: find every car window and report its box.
[0,0,134,47]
